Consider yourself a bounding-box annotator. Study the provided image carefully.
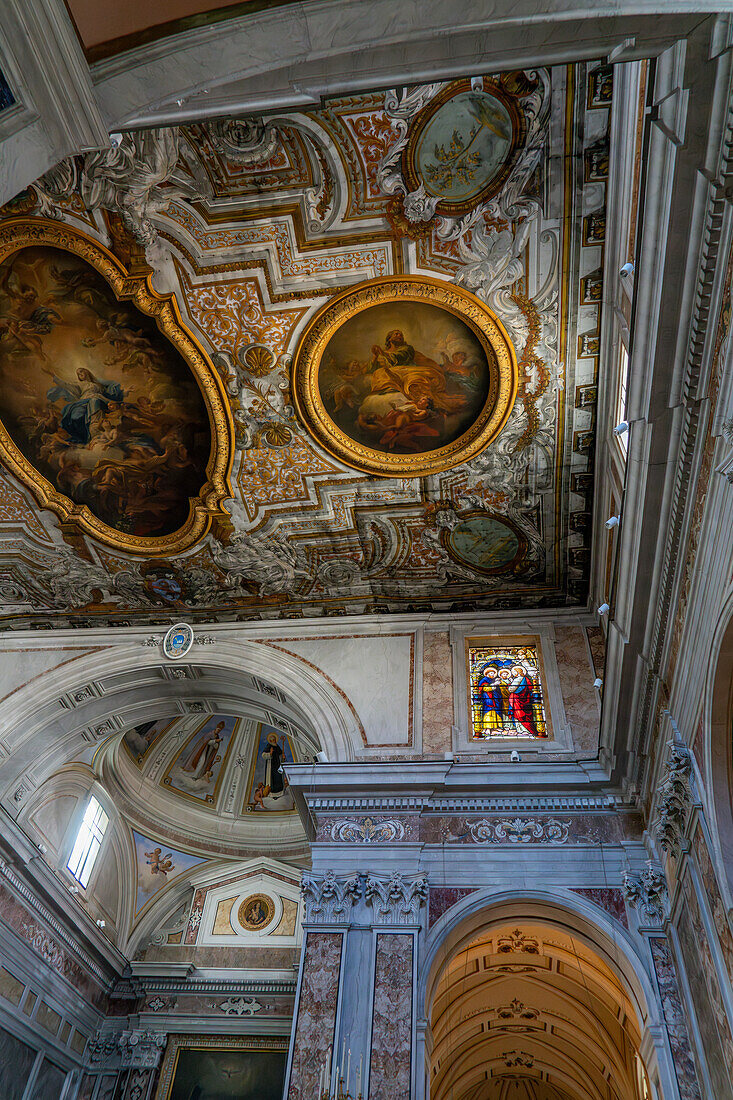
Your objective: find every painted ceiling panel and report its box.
[0,63,609,628]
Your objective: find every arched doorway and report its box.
[422,899,669,1100]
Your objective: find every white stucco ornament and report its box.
[162,623,194,659]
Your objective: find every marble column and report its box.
[284,871,427,1100]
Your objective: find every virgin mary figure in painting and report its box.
[181,722,225,780]
[44,366,123,444]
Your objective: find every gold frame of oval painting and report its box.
[292,276,517,477]
[0,219,234,556]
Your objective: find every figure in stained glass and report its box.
[469,643,547,738]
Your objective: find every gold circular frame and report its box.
[238,892,275,931]
[291,276,517,478]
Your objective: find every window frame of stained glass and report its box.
[465,635,552,741]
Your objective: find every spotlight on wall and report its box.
[96,920,106,928]
[593,677,603,689]
[37,842,47,854]
[620,261,635,279]
[109,132,123,148]
[598,603,610,616]
[614,420,629,436]
[68,886,79,894]
[510,750,522,763]
[314,750,329,764]
[604,515,621,530]
[471,76,483,91]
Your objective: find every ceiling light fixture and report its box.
[614,421,629,435]
[620,262,634,278]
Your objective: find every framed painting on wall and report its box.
[155,1036,289,1100]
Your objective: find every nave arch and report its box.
[702,586,733,906]
[420,893,674,1100]
[0,637,361,953]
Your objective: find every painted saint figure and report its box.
[261,731,288,800]
[476,655,547,738]
[181,721,225,780]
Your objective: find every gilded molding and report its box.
[292,275,518,477]
[0,218,234,556]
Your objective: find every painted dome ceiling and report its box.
[100,712,309,857]
[0,61,609,628]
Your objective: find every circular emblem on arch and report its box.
[238,893,275,931]
[291,276,517,477]
[163,622,194,659]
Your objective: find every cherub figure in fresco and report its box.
[373,396,441,452]
[80,315,154,364]
[0,258,63,359]
[145,847,174,876]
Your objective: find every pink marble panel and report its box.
[429,887,477,928]
[422,632,453,754]
[288,931,342,1100]
[569,887,628,928]
[649,936,702,1100]
[0,881,108,1009]
[369,933,413,1100]
[692,823,733,981]
[553,626,599,753]
[678,871,733,1094]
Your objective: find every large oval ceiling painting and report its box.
[0,221,232,554]
[292,276,517,477]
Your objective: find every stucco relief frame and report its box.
[449,624,571,754]
[0,218,234,556]
[291,275,518,477]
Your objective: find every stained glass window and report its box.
[468,642,549,739]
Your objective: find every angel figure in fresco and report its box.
[42,366,124,445]
[145,847,174,876]
[81,315,158,365]
[0,259,63,360]
[181,721,226,781]
[261,731,288,800]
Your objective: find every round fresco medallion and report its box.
[403,80,524,216]
[443,512,526,575]
[238,893,275,931]
[292,277,517,478]
[163,622,194,659]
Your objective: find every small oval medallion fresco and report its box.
[443,512,526,575]
[0,221,232,555]
[403,80,524,215]
[292,276,517,478]
[238,893,275,931]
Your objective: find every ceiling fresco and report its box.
[0,62,610,627]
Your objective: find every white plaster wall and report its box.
[274,634,415,748]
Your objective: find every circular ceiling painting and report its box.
[443,512,526,575]
[292,277,517,477]
[403,80,523,215]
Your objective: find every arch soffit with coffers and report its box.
[420,890,660,1036]
[0,638,361,806]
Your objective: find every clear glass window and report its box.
[616,344,630,456]
[66,797,108,888]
